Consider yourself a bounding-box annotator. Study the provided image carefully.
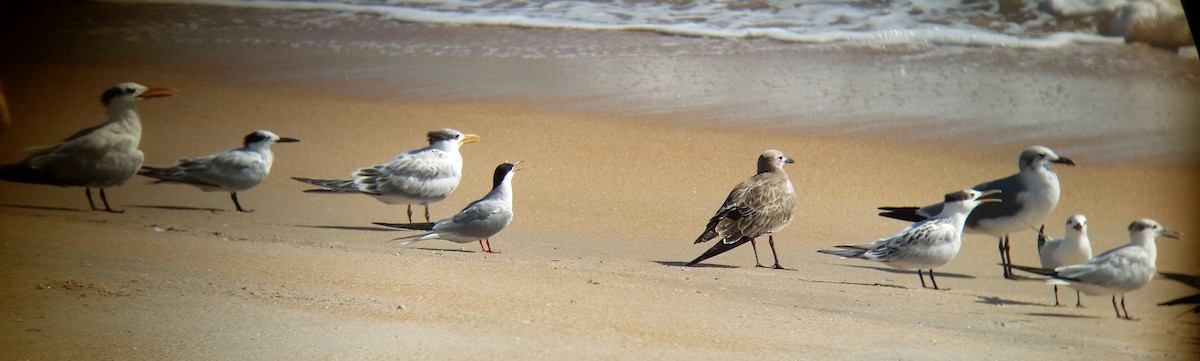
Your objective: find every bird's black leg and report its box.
[918,270,928,288]
[231,192,252,212]
[99,188,123,213]
[85,187,98,211]
[424,205,431,223]
[929,269,940,290]
[1075,290,1083,307]
[768,236,784,269]
[1111,295,1121,319]
[406,205,414,223]
[1000,235,1016,279]
[750,239,765,268]
[1120,295,1131,320]
[1053,285,1061,306]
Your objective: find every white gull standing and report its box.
[878,146,1075,279]
[293,128,479,223]
[0,82,175,212]
[1035,214,1093,306]
[821,189,1000,290]
[1012,218,1180,320]
[138,130,299,212]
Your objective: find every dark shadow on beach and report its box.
[832,263,975,279]
[0,203,85,212]
[975,295,1046,307]
[293,224,402,232]
[1026,312,1102,319]
[129,204,226,212]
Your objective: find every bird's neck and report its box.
[938,203,972,227]
[430,140,457,153]
[1131,234,1158,264]
[245,142,275,163]
[105,106,142,138]
[485,179,514,203]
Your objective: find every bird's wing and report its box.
[693,179,756,244]
[1055,245,1154,289]
[356,149,459,198]
[713,175,794,245]
[864,217,956,261]
[963,173,1024,227]
[432,200,511,240]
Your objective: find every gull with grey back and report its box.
[139,130,299,212]
[878,146,1075,279]
[820,189,1000,290]
[687,150,796,269]
[0,82,175,212]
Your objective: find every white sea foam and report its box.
[108,0,1189,49]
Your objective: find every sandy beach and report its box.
[1,2,1199,360]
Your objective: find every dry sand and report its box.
[1,2,1199,360]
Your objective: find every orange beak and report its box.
[138,86,177,100]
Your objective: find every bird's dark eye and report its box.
[125,88,135,94]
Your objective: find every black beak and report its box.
[277,137,301,143]
[1072,224,1083,231]
[1053,156,1075,166]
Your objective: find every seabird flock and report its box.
[0,83,1191,320]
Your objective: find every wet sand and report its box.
[1,2,1198,360]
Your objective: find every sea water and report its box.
[61,1,1200,161]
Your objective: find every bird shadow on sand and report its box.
[292,224,402,232]
[406,247,476,254]
[129,204,227,213]
[650,260,799,271]
[832,264,975,279]
[974,295,1048,307]
[0,203,86,212]
[1025,312,1102,319]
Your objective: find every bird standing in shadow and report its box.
[0,82,175,212]
[139,130,299,212]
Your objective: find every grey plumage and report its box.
[138,130,298,212]
[0,82,175,212]
[377,162,519,253]
[293,128,479,223]
[688,150,797,269]
[877,145,1075,279]
[821,189,1000,289]
[1010,218,1180,319]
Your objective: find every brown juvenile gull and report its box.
[687,150,796,269]
[293,128,479,223]
[878,145,1075,279]
[0,82,176,212]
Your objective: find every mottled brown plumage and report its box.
[688,150,796,268]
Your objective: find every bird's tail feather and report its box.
[292,177,359,193]
[817,246,867,259]
[686,237,751,266]
[0,162,60,185]
[374,222,435,231]
[877,207,926,222]
[1036,225,1047,250]
[389,233,432,245]
[1008,264,1059,278]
